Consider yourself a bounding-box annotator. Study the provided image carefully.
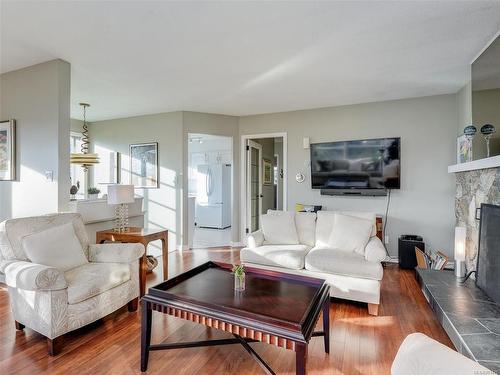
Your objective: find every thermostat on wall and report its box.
[296,173,305,183]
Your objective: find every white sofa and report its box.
[392,333,492,375]
[241,210,387,315]
[0,213,144,355]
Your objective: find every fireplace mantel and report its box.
[448,155,500,173]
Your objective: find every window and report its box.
[70,132,86,199]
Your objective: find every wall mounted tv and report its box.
[310,137,401,196]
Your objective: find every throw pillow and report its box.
[261,212,300,245]
[327,213,373,255]
[22,222,89,271]
[266,210,316,246]
[338,211,377,237]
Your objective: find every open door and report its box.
[246,140,262,234]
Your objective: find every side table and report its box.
[96,227,168,296]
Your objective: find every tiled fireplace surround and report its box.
[455,167,500,272]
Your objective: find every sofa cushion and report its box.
[65,263,131,304]
[328,214,373,255]
[241,244,310,270]
[305,247,383,280]
[315,211,376,248]
[261,212,299,245]
[268,210,316,246]
[22,222,89,272]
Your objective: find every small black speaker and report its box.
[398,235,425,269]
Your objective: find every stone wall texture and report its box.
[455,168,500,271]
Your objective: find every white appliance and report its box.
[195,164,231,229]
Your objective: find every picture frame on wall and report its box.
[0,119,16,181]
[457,134,472,163]
[263,158,272,185]
[130,142,159,188]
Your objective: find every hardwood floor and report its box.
[0,248,452,375]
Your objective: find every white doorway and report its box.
[240,133,287,241]
[188,133,232,248]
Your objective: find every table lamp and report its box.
[454,226,466,278]
[107,184,135,232]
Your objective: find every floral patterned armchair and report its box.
[0,213,144,355]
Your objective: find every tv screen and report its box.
[310,137,401,190]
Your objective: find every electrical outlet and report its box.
[384,235,390,245]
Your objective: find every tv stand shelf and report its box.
[416,269,500,373]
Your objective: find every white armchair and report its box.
[0,213,144,355]
[392,333,492,375]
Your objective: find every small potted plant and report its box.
[232,264,246,292]
[87,187,100,200]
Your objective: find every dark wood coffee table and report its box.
[140,261,330,375]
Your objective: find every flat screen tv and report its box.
[476,204,500,304]
[310,137,400,195]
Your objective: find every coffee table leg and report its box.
[141,300,152,372]
[322,299,330,354]
[139,252,147,297]
[295,342,307,375]
[161,236,168,281]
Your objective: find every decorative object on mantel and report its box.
[0,119,16,181]
[456,134,471,163]
[454,226,466,278]
[130,142,159,188]
[70,103,99,171]
[480,123,496,157]
[107,184,135,231]
[87,187,100,200]
[463,125,477,162]
[69,180,80,200]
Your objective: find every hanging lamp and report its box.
[70,103,99,170]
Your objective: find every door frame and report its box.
[240,132,288,244]
[246,140,262,234]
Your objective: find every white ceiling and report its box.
[2,1,500,121]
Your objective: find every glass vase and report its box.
[234,274,245,292]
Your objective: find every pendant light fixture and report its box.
[70,103,99,170]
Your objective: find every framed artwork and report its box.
[0,119,16,181]
[457,135,472,163]
[263,159,272,185]
[130,142,159,188]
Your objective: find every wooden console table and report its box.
[96,227,168,296]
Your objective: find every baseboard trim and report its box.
[230,241,244,248]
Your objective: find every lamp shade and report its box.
[454,226,466,261]
[107,184,135,205]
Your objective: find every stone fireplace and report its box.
[455,166,500,271]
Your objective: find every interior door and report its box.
[246,140,263,234]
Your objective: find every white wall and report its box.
[70,118,84,133]
[0,59,71,222]
[90,112,183,252]
[239,94,458,257]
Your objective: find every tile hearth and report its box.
[417,269,500,372]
